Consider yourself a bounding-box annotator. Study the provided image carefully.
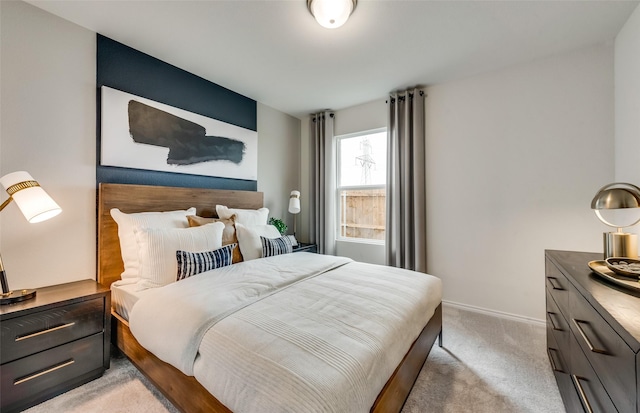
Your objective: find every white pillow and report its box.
[110,207,196,279]
[135,222,225,288]
[235,223,281,261]
[216,205,269,227]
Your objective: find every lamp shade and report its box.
[289,190,301,214]
[591,182,640,228]
[307,0,356,29]
[0,171,62,223]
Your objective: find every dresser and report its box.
[0,280,110,412]
[545,250,640,413]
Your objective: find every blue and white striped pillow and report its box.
[176,243,236,281]
[261,236,293,258]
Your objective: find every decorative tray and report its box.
[588,260,640,292]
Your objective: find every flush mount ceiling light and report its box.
[307,0,357,29]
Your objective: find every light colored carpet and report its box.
[24,305,564,413]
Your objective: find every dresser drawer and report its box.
[1,297,105,364]
[545,258,572,319]
[0,333,104,412]
[570,333,618,413]
[569,289,635,413]
[547,289,571,354]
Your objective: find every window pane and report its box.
[339,188,385,241]
[339,131,386,187]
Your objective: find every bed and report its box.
[97,182,442,413]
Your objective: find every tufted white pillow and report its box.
[110,207,196,280]
[216,205,269,227]
[235,223,282,261]
[135,222,225,289]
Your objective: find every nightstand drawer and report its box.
[1,297,105,364]
[545,259,572,319]
[569,289,634,413]
[0,333,104,412]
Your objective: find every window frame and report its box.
[335,127,387,245]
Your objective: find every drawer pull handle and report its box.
[547,277,564,291]
[15,322,75,342]
[571,375,594,413]
[547,311,562,331]
[14,359,75,385]
[572,319,608,355]
[547,348,565,373]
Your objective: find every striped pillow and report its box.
[176,244,236,281]
[261,236,293,258]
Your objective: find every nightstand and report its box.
[293,243,318,253]
[0,279,110,413]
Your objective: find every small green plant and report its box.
[268,217,287,235]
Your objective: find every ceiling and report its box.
[27,0,639,119]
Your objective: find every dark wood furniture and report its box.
[98,182,442,413]
[292,242,317,253]
[545,250,640,413]
[0,280,110,413]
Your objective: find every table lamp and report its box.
[591,182,640,259]
[0,171,62,305]
[289,190,301,237]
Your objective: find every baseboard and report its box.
[443,300,546,327]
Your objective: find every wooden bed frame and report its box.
[97,182,442,413]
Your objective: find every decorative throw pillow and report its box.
[134,222,225,288]
[176,243,235,281]
[216,205,269,227]
[261,236,294,257]
[187,214,243,263]
[235,223,282,261]
[110,207,196,280]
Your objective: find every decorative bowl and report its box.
[605,257,640,278]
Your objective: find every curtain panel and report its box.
[309,112,336,255]
[386,89,427,272]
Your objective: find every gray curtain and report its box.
[309,111,336,255]
[386,88,427,272]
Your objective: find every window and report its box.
[336,129,386,242]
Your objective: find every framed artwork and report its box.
[100,86,258,180]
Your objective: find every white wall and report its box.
[257,103,301,231]
[1,0,96,289]
[0,1,301,290]
[615,4,640,183]
[426,44,614,320]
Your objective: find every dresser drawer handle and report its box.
[15,322,76,342]
[547,311,563,331]
[572,319,608,355]
[14,359,75,385]
[547,277,564,290]
[547,348,565,373]
[571,375,594,413]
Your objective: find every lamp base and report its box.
[603,232,638,259]
[1,289,36,305]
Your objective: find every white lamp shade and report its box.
[0,171,62,223]
[309,0,354,29]
[289,190,301,214]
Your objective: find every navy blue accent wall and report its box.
[96,34,257,191]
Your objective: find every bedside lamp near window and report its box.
[289,190,301,237]
[0,171,62,305]
[591,182,640,259]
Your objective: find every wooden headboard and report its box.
[97,183,264,287]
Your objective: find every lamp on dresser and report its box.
[591,182,640,258]
[0,171,62,305]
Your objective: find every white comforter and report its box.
[129,253,442,413]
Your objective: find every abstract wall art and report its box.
[100,86,258,180]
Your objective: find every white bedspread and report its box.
[129,253,442,413]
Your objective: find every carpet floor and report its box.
[24,305,564,413]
